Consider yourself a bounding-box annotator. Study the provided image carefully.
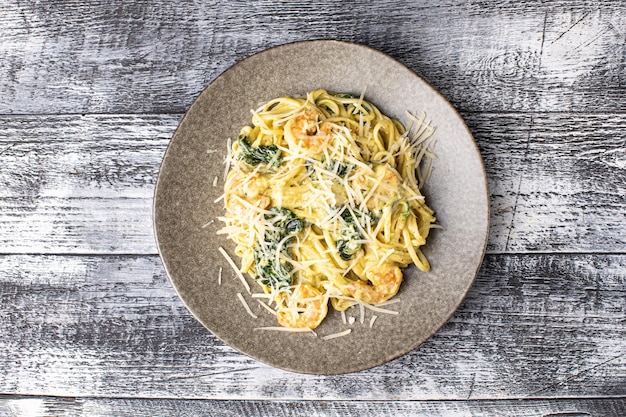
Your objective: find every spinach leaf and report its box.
[326,159,354,178]
[254,208,303,290]
[335,207,375,260]
[237,135,282,168]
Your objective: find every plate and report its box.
[154,40,488,375]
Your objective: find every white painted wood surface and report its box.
[0,1,624,416]
[1,397,625,417]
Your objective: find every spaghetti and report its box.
[218,89,436,329]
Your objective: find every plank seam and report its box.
[1,110,626,118]
[0,251,625,257]
[0,393,625,402]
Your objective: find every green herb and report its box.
[400,200,411,217]
[264,207,303,241]
[337,237,362,261]
[254,208,303,290]
[305,157,354,180]
[254,250,293,290]
[392,199,411,217]
[326,159,354,178]
[335,206,375,260]
[237,135,282,168]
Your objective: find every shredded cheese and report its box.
[256,299,277,315]
[359,302,399,315]
[217,89,437,332]
[237,292,257,319]
[223,137,232,181]
[218,246,250,293]
[254,327,316,334]
[359,303,365,324]
[322,329,352,340]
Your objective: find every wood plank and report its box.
[469,112,626,253]
[0,396,624,417]
[511,113,626,252]
[1,113,623,254]
[0,114,174,254]
[0,253,623,399]
[0,1,623,114]
[2,0,623,412]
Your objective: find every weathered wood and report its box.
[1,1,624,413]
[1,113,623,254]
[0,114,173,254]
[0,396,624,417]
[469,112,626,253]
[0,1,623,115]
[0,253,623,399]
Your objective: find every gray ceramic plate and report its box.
[154,40,488,375]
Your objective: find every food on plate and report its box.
[218,89,436,330]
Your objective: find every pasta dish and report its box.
[218,89,436,330]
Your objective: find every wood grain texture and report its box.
[0,396,624,417]
[0,254,623,400]
[0,112,623,254]
[0,1,624,115]
[470,112,626,253]
[0,114,173,254]
[1,0,624,413]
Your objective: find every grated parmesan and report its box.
[254,327,316,334]
[359,303,365,324]
[237,292,257,319]
[322,329,352,340]
[218,246,250,293]
[223,137,232,181]
[256,300,277,315]
[201,219,215,228]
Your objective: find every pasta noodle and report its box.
[219,89,436,330]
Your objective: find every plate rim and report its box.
[153,39,490,375]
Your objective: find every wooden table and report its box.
[1,1,624,416]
